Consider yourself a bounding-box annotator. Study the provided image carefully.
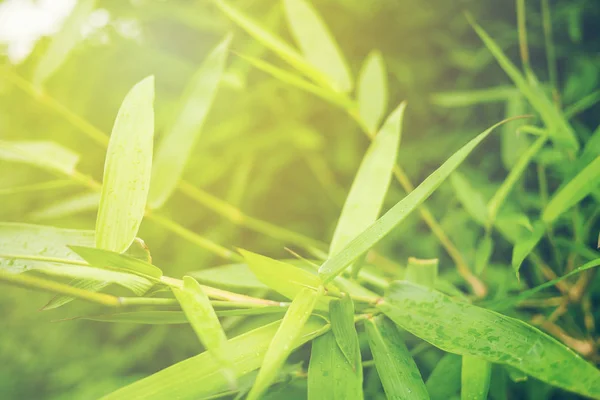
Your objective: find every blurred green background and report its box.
[0,0,599,398]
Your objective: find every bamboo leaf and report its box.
[213,0,332,89]
[103,317,327,400]
[308,331,363,400]
[542,156,600,223]
[239,249,338,303]
[329,296,361,373]
[467,15,579,151]
[190,262,268,291]
[512,221,545,275]
[330,103,405,262]
[247,287,321,400]
[96,76,155,253]
[237,53,353,109]
[365,316,429,400]
[283,0,352,92]
[32,0,96,86]
[319,118,515,283]
[426,354,462,400]
[405,257,438,288]
[172,276,236,386]
[379,281,600,398]
[0,140,80,175]
[69,245,163,279]
[42,279,109,310]
[431,86,517,107]
[149,36,232,209]
[357,50,388,133]
[461,356,492,400]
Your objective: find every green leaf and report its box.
[190,262,268,291]
[330,296,361,372]
[364,316,429,400]
[103,317,327,400]
[319,118,514,283]
[0,140,80,176]
[239,249,338,304]
[213,0,331,89]
[425,354,461,400]
[330,103,405,261]
[512,221,545,275]
[474,235,493,275]
[405,257,438,288]
[379,281,600,398]
[501,94,529,169]
[357,50,388,133]
[32,0,96,86]
[30,192,100,220]
[308,331,363,400]
[449,171,488,225]
[172,276,236,386]
[467,15,579,151]
[247,287,321,400]
[42,279,109,310]
[0,223,153,296]
[461,356,492,400]
[485,258,600,311]
[283,0,352,92]
[542,156,600,223]
[431,86,517,107]
[237,53,353,109]
[487,134,548,227]
[149,36,232,209]
[96,76,155,253]
[69,245,162,279]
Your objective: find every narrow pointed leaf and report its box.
[247,287,321,400]
[426,354,462,400]
[149,36,232,209]
[103,317,327,400]
[330,296,361,372]
[512,221,545,274]
[0,140,80,175]
[461,356,492,400]
[190,262,268,291]
[69,245,162,279]
[468,15,579,151]
[474,235,493,275]
[319,118,514,283]
[283,0,352,92]
[33,0,96,86]
[172,276,236,385]
[542,156,600,223]
[357,50,388,133]
[213,0,331,89]
[379,281,600,398]
[308,331,363,400]
[330,103,405,259]
[365,316,429,399]
[240,249,338,303]
[96,76,155,253]
[42,279,109,310]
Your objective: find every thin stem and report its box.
[516,0,535,81]
[541,0,560,107]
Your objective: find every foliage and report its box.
[0,0,599,399]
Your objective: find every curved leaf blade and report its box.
[357,50,388,133]
[283,0,352,92]
[365,316,429,400]
[149,36,232,209]
[379,281,600,398]
[96,76,155,253]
